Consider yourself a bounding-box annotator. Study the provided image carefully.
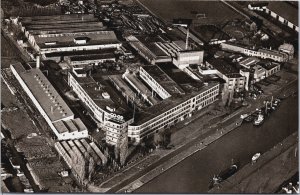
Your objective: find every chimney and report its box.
[185,27,189,50]
[36,55,41,69]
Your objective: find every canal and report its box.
[136,95,298,193]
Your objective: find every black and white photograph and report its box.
[1,0,298,193]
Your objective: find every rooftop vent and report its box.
[74,37,90,45]
[102,92,110,99]
[106,106,115,112]
[45,42,57,46]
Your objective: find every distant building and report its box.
[260,62,281,77]
[66,53,115,68]
[221,42,289,62]
[252,65,267,82]
[126,35,204,69]
[14,14,121,55]
[278,43,294,60]
[11,63,88,140]
[248,1,298,32]
[125,35,172,65]
[248,2,268,11]
[204,58,246,93]
[28,31,121,54]
[43,48,116,63]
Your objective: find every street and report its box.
[136,94,298,193]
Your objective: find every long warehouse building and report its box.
[11,62,88,140]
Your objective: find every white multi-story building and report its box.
[68,72,134,145]
[69,65,220,144]
[128,82,219,143]
[11,63,88,140]
[173,50,204,69]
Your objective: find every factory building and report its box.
[66,53,116,68]
[139,66,185,99]
[11,63,88,140]
[221,42,289,62]
[68,72,134,145]
[259,62,281,77]
[173,50,204,69]
[43,48,117,64]
[13,14,121,55]
[125,35,172,64]
[126,35,204,71]
[28,31,121,54]
[125,65,219,143]
[201,58,246,93]
[68,64,219,144]
[54,138,107,183]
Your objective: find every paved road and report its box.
[136,94,298,193]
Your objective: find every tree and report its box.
[119,134,128,166]
[221,85,230,106]
[88,157,95,181]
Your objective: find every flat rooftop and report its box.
[69,53,115,62]
[141,65,185,95]
[34,31,120,49]
[53,118,87,134]
[133,82,219,125]
[11,63,74,122]
[207,58,242,77]
[239,57,260,68]
[44,48,116,58]
[258,61,280,70]
[72,73,132,120]
[19,14,98,24]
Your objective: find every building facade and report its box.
[128,83,220,143]
[221,42,289,62]
[68,72,134,145]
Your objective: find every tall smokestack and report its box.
[36,55,41,69]
[185,27,189,50]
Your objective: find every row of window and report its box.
[139,110,190,137]
[130,95,218,138]
[196,91,218,104]
[130,86,219,130]
[140,71,170,99]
